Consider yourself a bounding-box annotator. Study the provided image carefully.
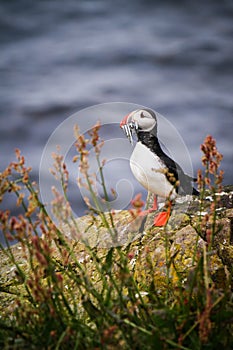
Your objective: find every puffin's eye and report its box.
[140,112,146,118]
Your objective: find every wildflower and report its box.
[88,121,101,147]
[199,135,223,178]
[0,210,10,226]
[206,228,212,246]
[16,193,25,207]
[198,289,212,343]
[102,325,118,343]
[10,216,18,230]
[35,251,48,267]
[26,193,38,217]
[22,172,29,183]
[72,155,79,163]
[5,232,15,241]
[197,134,224,245]
[129,193,144,218]
[55,272,63,289]
[51,152,66,181]
[15,148,21,160]
[50,330,57,338]
[31,235,40,250]
[8,182,21,193]
[127,252,134,260]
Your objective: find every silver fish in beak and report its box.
[120,114,138,145]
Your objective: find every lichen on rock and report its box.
[0,186,233,316]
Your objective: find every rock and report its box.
[170,225,204,271]
[1,185,233,314]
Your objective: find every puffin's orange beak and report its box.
[120,114,130,128]
[120,113,137,145]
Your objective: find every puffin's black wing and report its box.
[158,152,199,196]
[137,131,199,196]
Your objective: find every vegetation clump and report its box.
[0,126,232,349]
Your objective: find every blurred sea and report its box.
[0,0,233,243]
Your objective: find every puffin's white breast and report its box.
[130,142,177,199]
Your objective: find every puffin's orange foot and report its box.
[139,196,158,217]
[153,211,170,227]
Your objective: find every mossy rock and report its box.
[1,186,233,314]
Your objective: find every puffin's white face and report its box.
[120,109,157,132]
[120,109,157,144]
[127,109,157,132]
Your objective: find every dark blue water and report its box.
[0,0,233,244]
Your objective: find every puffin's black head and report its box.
[120,108,157,143]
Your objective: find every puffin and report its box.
[120,108,199,226]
